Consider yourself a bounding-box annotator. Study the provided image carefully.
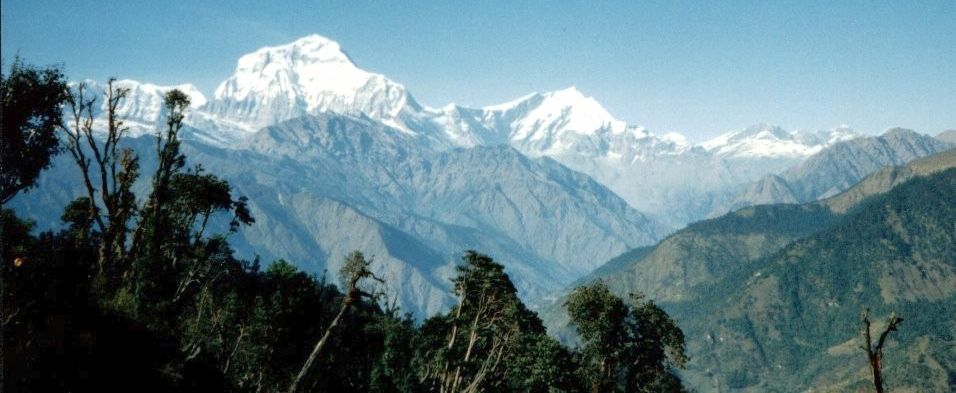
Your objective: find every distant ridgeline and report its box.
[543,148,956,392]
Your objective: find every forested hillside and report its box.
[680,167,956,391]
[544,149,956,391]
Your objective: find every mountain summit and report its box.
[204,34,421,133]
[494,87,628,148]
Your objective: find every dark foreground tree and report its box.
[6,73,402,392]
[860,308,903,393]
[289,251,384,393]
[566,281,687,393]
[416,251,582,393]
[0,59,68,203]
[61,81,252,310]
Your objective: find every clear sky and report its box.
[2,0,954,141]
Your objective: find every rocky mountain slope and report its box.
[20,34,952,322]
[11,112,666,317]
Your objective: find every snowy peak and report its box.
[71,79,207,138]
[205,34,418,131]
[433,87,694,162]
[502,87,627,144]
[212,34,358,102]
[115,79,207,111]
[792,125,858,146]
[700,123,789,153]
[195,35,688,156]
[114,80,207,137]
[701,124,861,159]
[660,132,691,150]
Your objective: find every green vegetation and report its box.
[566,281,686,392]
[1,58,68,203]
[700,167,956,392]
[579,164,956,391]
[542,148,956,391]
[2,67,688,392]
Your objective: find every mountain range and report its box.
[15,112,667,317]
[10,34,954,322]
[79,35,901,226]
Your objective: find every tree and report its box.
[441,251,520,393]
[566,281,687,393]
[61,79,138,283]
[624,293,687,392]
[289,251,384,393]
[565,281,629,393]
[860,308,903,393]
[414,251,575,393]
[0,59,68,204]
[61,82,252,306]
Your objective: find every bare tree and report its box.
[860,308,903,393]
[62,81,199,294]
[288,251,384,393]
[61,79,138,282]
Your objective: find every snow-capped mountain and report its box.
[77,34,893,228]
[486,87,629,153]
[84,34,868,174]
[114,79,207,116]
[203,35,424,135]
[701,123,860,159]
[436,87,692,160]
[72,79,207,138]
[697,124,863,182]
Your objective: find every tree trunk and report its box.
[592,358,607,393]
[861,309,901,393]
[288,302,349,393]
[869,353,883,393]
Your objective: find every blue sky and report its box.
[3,0,954,140]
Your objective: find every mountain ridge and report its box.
[82,34,901,226]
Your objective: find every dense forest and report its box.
[2,62,691,392]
